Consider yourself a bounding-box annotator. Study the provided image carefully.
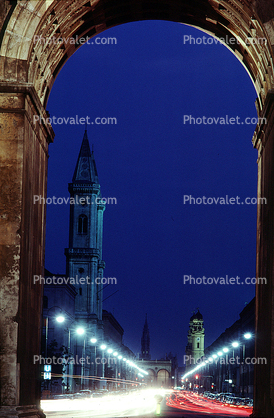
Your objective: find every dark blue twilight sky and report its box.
[45,21,258,366]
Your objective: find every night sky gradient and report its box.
[45,21,258,366]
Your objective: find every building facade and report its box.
[42,131,137,394]
[203,298,255,398]
[183,298,255,399]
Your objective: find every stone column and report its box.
[252,90,274,417]
[0,82,54,417]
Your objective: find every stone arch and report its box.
[146,368,156,382]
[157,369,170,387]
[1,1,274,417]
[0,0,273,111]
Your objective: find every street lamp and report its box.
[44,307,67,358]
[43,306,69,395]
[242,333,253,397]
[113,352,118,389]
[100,344,107,379]
[62,322,87,391]
[222,347,229,392]
[76,327,85,335]
[90,337,97,389]
[74,327,86,389]
[56,316,65,323]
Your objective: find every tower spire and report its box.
[66,128,105,319]
[72,130,98,183]
[141,314,151,360]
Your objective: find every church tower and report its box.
[65,130,105,329]
[140,314,151,360]
[185,309,205,369]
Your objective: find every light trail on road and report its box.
[41,388,168,417]
[166,391,252,416]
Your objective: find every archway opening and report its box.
[45,18,257,380]
[1,0,272,414]
[157,369,170,387]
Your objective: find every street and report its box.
[41,389,252,418]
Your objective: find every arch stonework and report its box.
[147,368,156,382]
[157,369,170,387]
[136,360,172,387]
[0,1,274,416]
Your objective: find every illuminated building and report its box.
[185,309,205,369]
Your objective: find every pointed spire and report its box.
[141,314,151,360]
[72,130,99,183]
[145,313,148,326]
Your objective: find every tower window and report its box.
[78,215,88,234]
[197,342,200,348]
[79,287,82,296]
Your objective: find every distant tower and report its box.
[65,130,106,326]
[141,314,151,360]
[185,309,205,369]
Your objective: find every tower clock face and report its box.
[196,337,200,342]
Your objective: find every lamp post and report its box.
[231,341,239,394]
[100,344,106,382]
[242,332,252,397]
[75,327,86,390]
[57,317,84,393]
[113,351,118,389]
[216,351,223,392]
[44,306,65,358]
[222,347,229,392]
[118,355,122,388]
[90,337,97,389]
[54,317,87,393]
[43,307,66,394]
[107,348,113,390]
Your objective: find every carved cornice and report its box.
[252,89,274,152]
[64,247,100,259]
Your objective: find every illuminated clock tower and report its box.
[185,309,205,369]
